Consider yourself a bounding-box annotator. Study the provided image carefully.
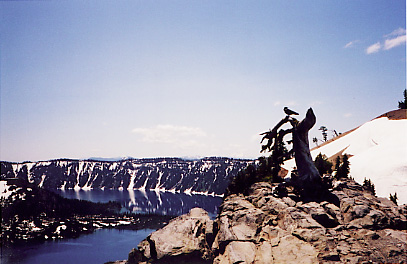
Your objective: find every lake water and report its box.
[55,189,223,218]
[2,228,153,264]
[2,190,223,264]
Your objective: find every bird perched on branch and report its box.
[284,107,299,116]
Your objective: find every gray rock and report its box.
[135,207,214,263]
[299,201,339,228]
[278,206,325,232]
[292,227,325,242]
[212,195,265,252]
[211,216,237,251]
[256,225,287,245]
[321,201,343,224]
[384,229,407,243]
[268,235,318,263]
[282,196,296,207]
[254,195,288,215]
[214,241,256,264]
[253,241,275,264]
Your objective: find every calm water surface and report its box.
[2,190,222,264]
[55,189,223,218]
[2,228,153,264]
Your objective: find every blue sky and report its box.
[1,1,405,162]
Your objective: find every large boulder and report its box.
[129,207,214,264]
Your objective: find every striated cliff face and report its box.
[124,178,407,264]
[1,157,251,195]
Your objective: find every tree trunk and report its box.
[292,108,323,196]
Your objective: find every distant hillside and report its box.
[283,109,407,204]
[375,108,407,120]
[1,157,252,196]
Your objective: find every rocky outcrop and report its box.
[128,208,214,264]
[125,178,407,264]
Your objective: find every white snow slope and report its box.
[283,112,407,205]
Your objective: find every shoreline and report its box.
[1,213,175,246]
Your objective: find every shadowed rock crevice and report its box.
[146,236,157,260]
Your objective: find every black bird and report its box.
[284,107,299,116]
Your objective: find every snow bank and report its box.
[283,117,407,205]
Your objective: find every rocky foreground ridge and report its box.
[114,178,407,264]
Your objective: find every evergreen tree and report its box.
[398,89,406,109]
[319,126,328,142]
[269,138,290,180]
[227,127,291,195]
[314,153,333,176]
[336,154,350,179]
[312,137,319,147]
[342,154,350,174]
[334,156,341,172]
[257,156,269,177]
[363,178,376,195]
[227,164,257,195]
[389,193,398,205]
